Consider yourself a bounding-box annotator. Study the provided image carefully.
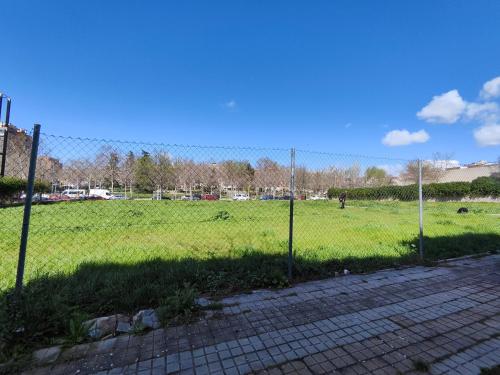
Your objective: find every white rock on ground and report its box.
[84,314,130,339]
[132,309,161,330]
[116,320,133,333]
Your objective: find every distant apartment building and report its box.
[0,124,32,178]
[389,160,499,186]
[37,155,63,188]
[437,161,499,183]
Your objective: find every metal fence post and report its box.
[15,124,41,293]
[1,97,11,177]
[418,159,424,259]
[288,148,295,280]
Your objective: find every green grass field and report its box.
[0,199,499,361]
[1,199,499,291]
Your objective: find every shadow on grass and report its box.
[402,232,500,260]
[0,232,499,365]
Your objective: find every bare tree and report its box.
[120,151,136,196]
[401,160,441,183]
[254,158,286,197]
[220,160,254,195]
[174,159,199,196]
[93,146,120,191]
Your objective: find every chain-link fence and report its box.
[1,124,33,292]
[421,158,500,260]
[292,149,421,275]
[1,126,499,293]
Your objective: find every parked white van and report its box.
[89,189,113,200]
[233,193,250,201]
[61,189,86,199]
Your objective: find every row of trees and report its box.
[34,146,453,196]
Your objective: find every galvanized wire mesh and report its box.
[293,150,420,273]
[420,160,500,258]
[1,125,33,291]
[0,128,499,292]
[2,132,292,290]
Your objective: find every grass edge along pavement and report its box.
[5,253,500,375]
[0,200,498,369]
[1,241,499,372]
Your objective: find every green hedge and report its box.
[328,185,419,201]
[424,182,472,199]
[0,176,50,201]
[327,177,500,200]
[470,176,500,197]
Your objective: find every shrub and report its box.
[470,176,500,197]
[156,283,199,325]
[327,178,497,201]
[213,210,231,221]
[0,177,26,199]
[327,185,418,201]
[0,177,50,202]
[67,312,89,344]
[423,182,470,199]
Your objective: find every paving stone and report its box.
[19,255,500,375]
[32,346,62,364]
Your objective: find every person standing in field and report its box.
[339,191,347,209]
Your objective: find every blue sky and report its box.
[2,0,500,165]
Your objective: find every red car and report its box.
[201,194,219,200]
[48,194,71,202]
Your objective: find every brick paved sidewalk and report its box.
[25,255,500,375]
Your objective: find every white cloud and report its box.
[417,90,466,124]
[382,129,430,147]
[464,102,498,121]
[416,77,500,146]
[224,100,237,109]
[480,76,500,99]
[473,123,500,146]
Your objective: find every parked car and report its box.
[260,195,274,200]
[48,193,70,201]
[201,194,219,200]
[32,194,50,203]
[233,193,250,201]
[89,189,113,200]
[61,189,86,199]
[309,195,327,200]
[111,194,127,200]
[181,195,201,201]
